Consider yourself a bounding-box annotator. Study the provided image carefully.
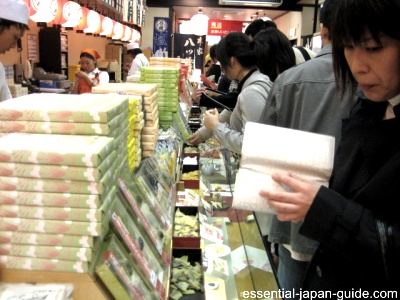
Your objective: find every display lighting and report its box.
[112,22,124,40]
[179,20,191,34]
[121,26,132,42]
[84,9,101,34]
[62,1,82,29]
[50,0,69,28]
[100,16,114,37]
[190,8,209,36]
[93,14,104,36]
[74,6,89,33]
[29,0,57,27]
[25,0,39,17]
[130,29,141,43]
[99,17,112,37]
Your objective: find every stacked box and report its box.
[149,57,181,69]
[0,133,117,272]
[0,92,130,169]
[7,84,28,98]
[0,93,133,273]
[92,83,160,160]
[139,66,180,129]
[4,65,14,85]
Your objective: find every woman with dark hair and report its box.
[260,0,400,292]
[205,44,221,84]
[71,48,110,94]
[253,27,296,82]
[244,18,277,39]
[201,32,273,154]
[189,29,297,147]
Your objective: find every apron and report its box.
[78,71,101,94]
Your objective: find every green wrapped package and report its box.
[0,133,114,167]
[0,255,88,273]
[0,93,128,123]
[0,231,94,247]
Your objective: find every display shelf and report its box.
[177,145,280,300]
[38,28,69,78]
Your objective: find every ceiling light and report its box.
[190,8,209,36]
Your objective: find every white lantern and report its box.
[190,9,209,36]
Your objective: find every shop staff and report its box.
[0,0,29,101]
[126,42,149,76]
[71,48,109,94]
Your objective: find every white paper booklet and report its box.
[232,122,335,214]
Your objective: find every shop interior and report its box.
[0,0,324,299]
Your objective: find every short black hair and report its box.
[209,44,218,60]
[0,18,29,33]
[332,0,400,95]
[253,27,296,81]
[128,48,143,56]
[244,19,277,38]
[319,0,336,31]
[216,32,257,70]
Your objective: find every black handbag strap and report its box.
[295,46,312,61]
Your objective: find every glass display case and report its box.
[179,140,280,300]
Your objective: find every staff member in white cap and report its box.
[126,42,149,76]
[0,0,29,101]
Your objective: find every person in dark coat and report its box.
[259,0,400,293]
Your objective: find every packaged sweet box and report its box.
[0,196,110,222]
[95,234,159,300]
[0,243,94,262]
[0,184,116,209]
[0,93,128,123]
[0,150,117,182]
[0,133,114,167]
[0,217,108,237]
[0,255,88,273]
[0,231,94,248]
[92,83,158,97]
[0,109,126,136]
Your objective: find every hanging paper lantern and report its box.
[74,6,89,33]
[62,1,81,29]
[50,0,69,28]
[93,14,104,36]
[112,22,124,40]
[29,0,57,26]
[130,29,141,43]
[25,0,40,17]
[121,26,132,42]
[84,10,101,35]
[190,10,209,36]
[100,17,113,37]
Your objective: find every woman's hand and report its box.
[187,131,204,145]
[74,70,89,80]
[259,173,321,222]
[192,86,206,103]
[203,108,219,131]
